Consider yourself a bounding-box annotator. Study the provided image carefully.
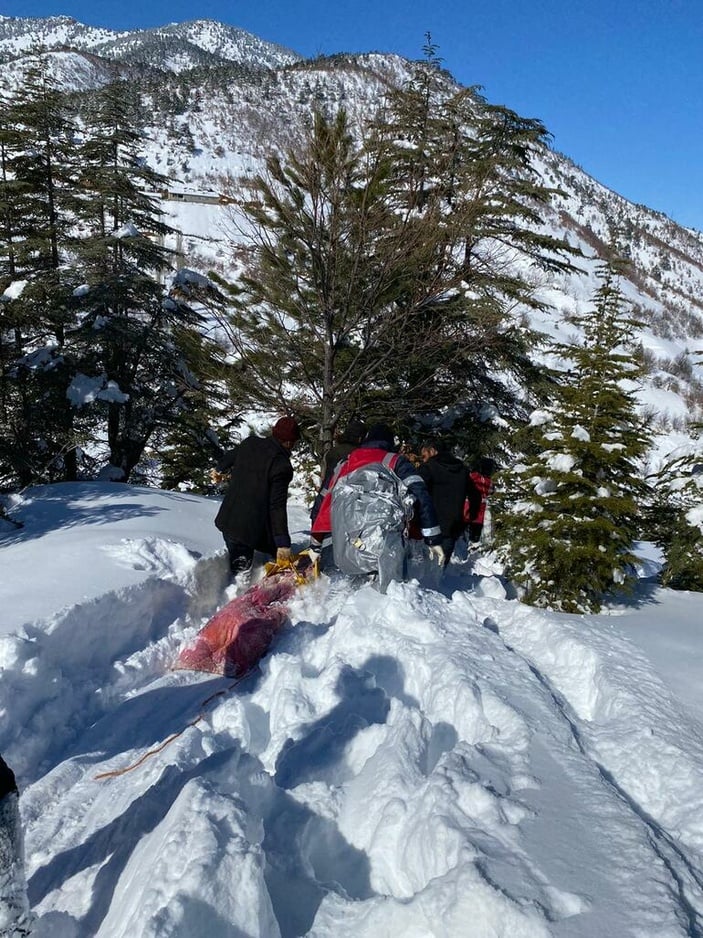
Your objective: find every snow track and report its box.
[2,549,230,783]
[495,601,703,935]
[2,491,702,936]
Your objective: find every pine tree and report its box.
[156,323,235,492]
[494,263,652,613]
[363,42,580,450]
[69,81,212,481]
[650,448,703,590]
[0,56,83,485]
[214,107,409,453]
[216,49,578,456]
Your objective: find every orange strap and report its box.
[94,672,251,781]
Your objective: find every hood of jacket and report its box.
[431,452,466,474]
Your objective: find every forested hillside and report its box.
[2,15,703,607]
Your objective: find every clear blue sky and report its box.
[5,0,703,231]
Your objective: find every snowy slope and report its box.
[0,15,123,59]
[1,483,702,936]
[0,48,135,94]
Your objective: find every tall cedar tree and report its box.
[157,276,236,491]
[0,57,83,485]
[364,39,579,451]
[216,47,578,455]
[493,263,652,613]
[1,71,227,487]
[69,81,215,481]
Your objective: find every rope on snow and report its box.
[94,671,252,781]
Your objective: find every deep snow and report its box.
[1,482,703,937]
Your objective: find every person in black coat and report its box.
[319,419,367,482]
[418,439,470,566]
[214,416,301,575]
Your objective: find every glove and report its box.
[428,545,445,566]
[276,547,292,564]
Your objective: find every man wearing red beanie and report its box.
[214,416,301,577]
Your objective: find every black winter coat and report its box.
[418,452,469,541]
[0,754,17,800]
[320,441,357,483]
[215,435,293,554]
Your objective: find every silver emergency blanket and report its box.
[330,462,414,593]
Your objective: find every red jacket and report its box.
[467,471,494,525]
[311,445,441,542]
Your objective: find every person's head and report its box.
[364,423,396,450]
[477,456,496,477]
[420,440,439,463]
[338,419,366,445]
[272,416,301,451]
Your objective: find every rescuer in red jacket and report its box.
[311,423,442,568]
[466,457,496,545]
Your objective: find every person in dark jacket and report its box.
[310,420,366,535]
[214,416,301,576]
[0,755,32,937]
[320,419,366,482]
[418,440,470,566]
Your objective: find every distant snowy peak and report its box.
[0,15,125,61]
[148,20,301,70]
[0,15,300,73]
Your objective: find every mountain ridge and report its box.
[2,15,703,443]
[0,15,301,72]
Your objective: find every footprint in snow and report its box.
[101,537,201,575]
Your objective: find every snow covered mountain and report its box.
[2,15,703,448]
[89,19,301,72]
[0,15,300,74]
[0,13,123,56]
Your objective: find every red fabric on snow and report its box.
[176,571,298,677]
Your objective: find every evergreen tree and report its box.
[0,93,21,285]
[214,107,411,452]
[494,263,652,613]
[650,449,703,591]
[363,41,579,450]
[69,81,212,481]
[216,50,577,456]
[0,56,83,485]
[156,323,236,492]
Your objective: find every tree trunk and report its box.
[320,317,335,454]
